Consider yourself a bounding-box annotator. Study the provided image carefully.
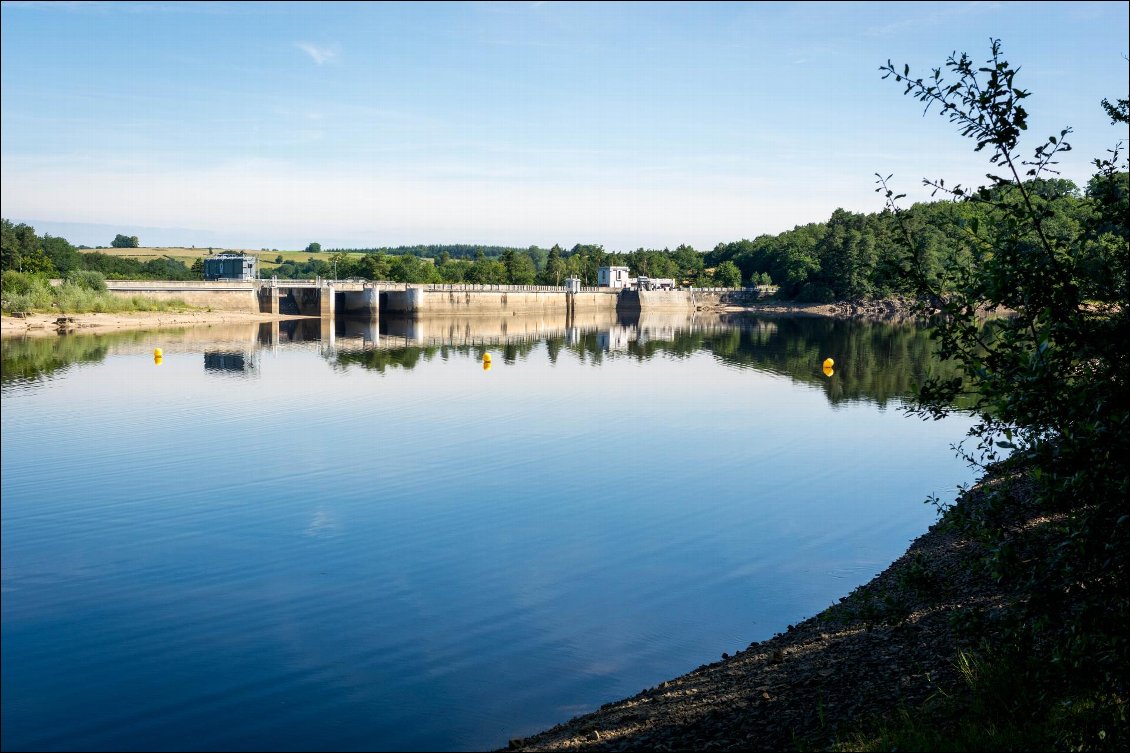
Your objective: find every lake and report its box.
[1,312,977,751]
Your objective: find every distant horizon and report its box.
[4,2,1128,251]
[7,215,707,253]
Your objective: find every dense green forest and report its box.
[706,174,1127,301]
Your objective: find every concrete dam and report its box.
[104,280,757,317]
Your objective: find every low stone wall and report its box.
[104,281,260,312]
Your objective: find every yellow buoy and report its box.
[482,353,492,371]
[822,364,834,378]
[823,357,834,369]
[154,355,163,366]
[154,348,163,358]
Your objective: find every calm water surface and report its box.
[1,313,977,751]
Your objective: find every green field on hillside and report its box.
[88,247,372,272]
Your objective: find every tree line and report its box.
[1,220,196,280]
[4,169,1123,297]
[274,243,743,287]
[706,174,1125,302]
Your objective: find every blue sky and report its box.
[2,1,1127,250]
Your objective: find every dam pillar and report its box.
[380,285,423,315]
[258,284,280,315]
[407,286,424,313]
[320,284,336,318]
[342,284,380,316]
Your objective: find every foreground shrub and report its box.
[880,38,1127,733]
[2,272,53,311]
[1,270,192,314]
[64,270,108,292]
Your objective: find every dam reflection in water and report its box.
[254,309,711,351]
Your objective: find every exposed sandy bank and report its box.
[1,310,310,338]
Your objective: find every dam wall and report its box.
[381,285,619,316]
[105,280,261,313]
[618,288,762,312]
[691,288,761,308]
[102,280,757,318]
[619,289,692,311]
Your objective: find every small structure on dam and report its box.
[636,275,676,291]
[203,254,258,281]
[597,266,631,289]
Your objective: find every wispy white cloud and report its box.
[295,42,339,65]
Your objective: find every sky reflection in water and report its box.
[1,314,977,752]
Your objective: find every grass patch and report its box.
[2,271,194,314]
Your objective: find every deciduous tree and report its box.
[878,39,1128,705]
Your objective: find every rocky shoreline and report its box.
[505,466,1035,751]
[707,296,927,322]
